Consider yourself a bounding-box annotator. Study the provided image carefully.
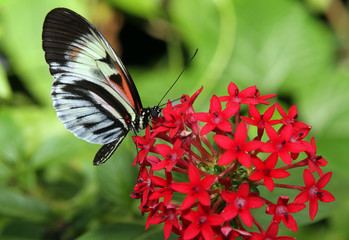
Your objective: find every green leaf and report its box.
[76,223,147,240]
[168,0,237,101]
[0,62,12,100]
[108,0,162,19]
[77,222,178,240]
[0,0,89,105]
[227,0,334,93]
[0,220,44,240]
[0,187,51,222]
[95,137,138,211]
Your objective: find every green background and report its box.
[0,0,347,239]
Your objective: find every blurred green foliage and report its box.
[0,0,348,239]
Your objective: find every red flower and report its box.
[130,167,153,206]
[249,154,290,191]
[133,126,157,166]
[194,95,238,135]
[294,169,335,220]
[221,182,265,227]
[130,83,334,239]
[260,125,305,165]
[214,122,263,167]
[241,104,279,130]
[249,88,277,105]
[149,172,174,205]
[172,163,216,210]
[266,196,306,232]
[305,137,328,176]
[275,103,310,129]
[158,101,185,138]
[182,205,225,240]
[216,227,251,240]
[152,139,185,172]
[220,82,276,107]
[146,203,182,239]
[251,222,296,240]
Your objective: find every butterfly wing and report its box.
[42,8,143,145]
[93,136,126,165]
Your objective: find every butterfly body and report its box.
[42,8,161,165]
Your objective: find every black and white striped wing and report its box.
[42,8,143,145]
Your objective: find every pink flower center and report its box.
[234,145,242,152]
[232,97,241,103]
[191,185,202,192]
[309,186,323,199]
[275,140,286,150]
[234,196,247,210]
[263,169,271,176]
[311,155,322,164]
[198,215,207,225]
[166,152,178,161]
[257,120,265,128]
[309,186,318,199]
[212,112,223,124]
[275,205,289,220]
[166,210,175,220]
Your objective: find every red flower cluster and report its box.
[130,82,335,240]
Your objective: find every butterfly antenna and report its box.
[158,97,182,108]
[157,49,198,107]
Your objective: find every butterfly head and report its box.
[138,106,162,130]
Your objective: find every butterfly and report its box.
[42,8,162,165]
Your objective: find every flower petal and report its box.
[249,104,261,121]
[239,208,253,227]
[221,204,238,221]
[244,140,263,151]
[193,112,211,122]
[316,172,332,189]
[200,175,216,189]
[209,95,222,113]
[222,105,239,119]
[235,122,247,144]
[309,198,318,220]
[237,152,251,168]
[200,123,216,135]
[264,177,275,191]
[318,190,335,202]
[279,151,292,165]
[265,154,278,169]
[183,223,201,240]
[247,197,265,208]
[201,224,214,240]
[172,182,192,194]
[182,193,197,210]
[270,169,290,179]
[213,135,235,149]
[263,104,276,121]
[207,214,225,226]
[303,169,315,187]
[294,190,309,203]
[217,120,233,132]
[249,172,264,181]
[227,82,239,96]
[265,125,279,142]
[188,163,201,185]
[237,182,250,198]
[221,190,237,202]
[218,150,237,166]
[198,191,211,206]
